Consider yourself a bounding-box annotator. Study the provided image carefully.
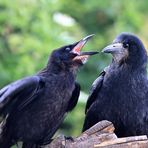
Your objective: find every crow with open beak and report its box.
[0,35,98,148]
[82,33,148,138]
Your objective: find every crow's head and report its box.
[50,35,98,70]
[102,33,147,68]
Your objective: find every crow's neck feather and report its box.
[37,62,77,79]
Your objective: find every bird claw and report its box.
[64,136,75,142]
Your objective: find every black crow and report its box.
[0,35,98,148]
[82,33,148,138]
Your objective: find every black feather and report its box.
[83,33,148,137]
[0,42,86,147]
[66,82,80,112]
[85,71,105,114]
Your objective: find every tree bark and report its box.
[43,120,148,148]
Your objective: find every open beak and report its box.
[72,34,99,64]
[71,34,95,55]
[102,43,123,53]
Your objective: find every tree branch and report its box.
[43,120,148,148]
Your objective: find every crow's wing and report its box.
[85,71,105,114]
[36,83,80,145]
[0,76,45,116]
[66,82,80,112]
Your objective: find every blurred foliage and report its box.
[1,0,148,145]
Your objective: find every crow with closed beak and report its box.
[83,33,148,138]
[0,35,98,148]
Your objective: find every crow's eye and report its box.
[123,42,129,48]
[65,47,71,51]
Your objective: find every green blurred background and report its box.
[0,0,148,145]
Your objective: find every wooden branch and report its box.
[43,120,148,148]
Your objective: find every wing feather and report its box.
[85,71,105,113]
[0,76,45,116]
[66,82,80,112]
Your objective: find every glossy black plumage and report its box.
[83,33,148,137]
[0,35,98,148]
